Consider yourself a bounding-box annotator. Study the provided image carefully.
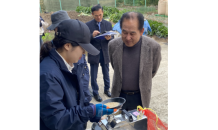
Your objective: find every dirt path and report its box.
[86,36,168,129]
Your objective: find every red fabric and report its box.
[138,109,168,130]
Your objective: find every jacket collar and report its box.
[49,48,71,73]
[93,19,105,24]
[113,35,150,81]
[55,50,74,73]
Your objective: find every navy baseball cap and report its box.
[56,19,100,56]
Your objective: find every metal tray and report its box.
[101,97,126,109]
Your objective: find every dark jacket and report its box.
[40,49,93,130]
[73,54,92,102]
[86,19,113,64]
[51,40,92,102]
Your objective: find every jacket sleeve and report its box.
[40,73,93,130]
[106,22,114,41]
[152,44,162,78]
[109,23,115,41]
[108,41,114,69]
[82,55,92,102]
[86,22,94,42]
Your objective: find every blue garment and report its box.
[40,49,94,130]
[143,20,152,35]
[51,40,91,102]
[112,20,152,35]
[73,54,92,103]
[90,49,110,95]
[112,20,122,34]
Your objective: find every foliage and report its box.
[109,13,122,23]
[42,32,54,42]
[76,6,119,18]
[109,8,132,23]
[146,0,159,6]
[76,6,92,14]
[147,20,168,38]
[102,6,119,17]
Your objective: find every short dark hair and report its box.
[120,12,144,31]
[91,4,103,13]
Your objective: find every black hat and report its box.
[56,19,100,56]
[47,10,70,30]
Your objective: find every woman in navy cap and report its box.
[40,19,116,130]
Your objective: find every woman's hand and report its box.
[90,104,117,122]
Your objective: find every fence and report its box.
[40,0,159,13]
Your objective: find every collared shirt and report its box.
[96,20,102,25]
[55,50,74,73]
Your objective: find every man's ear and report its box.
[140,28,144,36]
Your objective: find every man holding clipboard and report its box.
[86,4,113,102]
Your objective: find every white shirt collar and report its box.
[55,50,74,73]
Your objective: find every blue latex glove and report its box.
[90,104,115,122]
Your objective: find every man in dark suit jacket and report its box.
[86,4,113,102]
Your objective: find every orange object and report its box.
[106,106,117,112]
[137,106,168,130]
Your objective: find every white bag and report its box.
[158,0,166,15]
[165,0,168,16]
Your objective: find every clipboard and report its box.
[94,31,118,40]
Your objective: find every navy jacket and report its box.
[40,49,93,130]
[86,19,113,64]
[51,40,92,103]
[73,54,92,102]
